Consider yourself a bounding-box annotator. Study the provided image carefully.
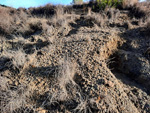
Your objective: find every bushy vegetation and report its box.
[0,7,13,35]
[29,4,56,18]
[98,0,122,8]
[90,0,123,10]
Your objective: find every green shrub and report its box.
[91,0,123,10]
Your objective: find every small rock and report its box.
[106,81,114,87]
[37,107,47,113]
[8,80,13,84]
[15,81,19,86]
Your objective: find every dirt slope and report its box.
[0,2,150,113]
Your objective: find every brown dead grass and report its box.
[0,7,29,36]
[0,7,13,34]
[0,74,34,113]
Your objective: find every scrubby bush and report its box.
[89,0,139,11]
[29,4,56,18]
[98,0,122,8]
[0,7,13,35]
[90,0,123,10]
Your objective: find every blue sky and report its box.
[0,0,146,9]
[0,0,89,8]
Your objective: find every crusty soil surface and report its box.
[0,2,150,113]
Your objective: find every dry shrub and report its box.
[42,22,55,36]
[105,7,120,23]
[0,7,30,37]
[50,58,77,103]
[17,8,28,22]
[0,75,33,113]
[56,5,64,18]
[58,58,76,87]
[29,21,42,32]
[0,7,13,35]
[26,18,55,37]
[129,6,146,18]
[74,93,90,113]
[52,5,67,27]
[50,5,72,36]
[86,12,108,27]
[122,0,138,8]
[85,7,120,28]
[19,18,43,36]
[29,4,55,18]
[2,49,27,70]
[0,75,9,90]
[74,92,99,113]
[122,0,146,18]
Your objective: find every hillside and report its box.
[0,1,150,113]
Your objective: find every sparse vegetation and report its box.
[0,1,150,113]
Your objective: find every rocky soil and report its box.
[0,2,150,113]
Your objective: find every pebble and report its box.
[15,81,19,86]
[37,107,47,113]
[107,81,114,87]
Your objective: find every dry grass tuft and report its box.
[49,57,77,104]
[74,93,90,113]
[52,5,67,27]
[105,7,120,23]
[85,7,120,28]
[74,93,98,113]
[2,49,28,71]
[0,75,32,113]
[58,58,76,86]
[86,12,108,27]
